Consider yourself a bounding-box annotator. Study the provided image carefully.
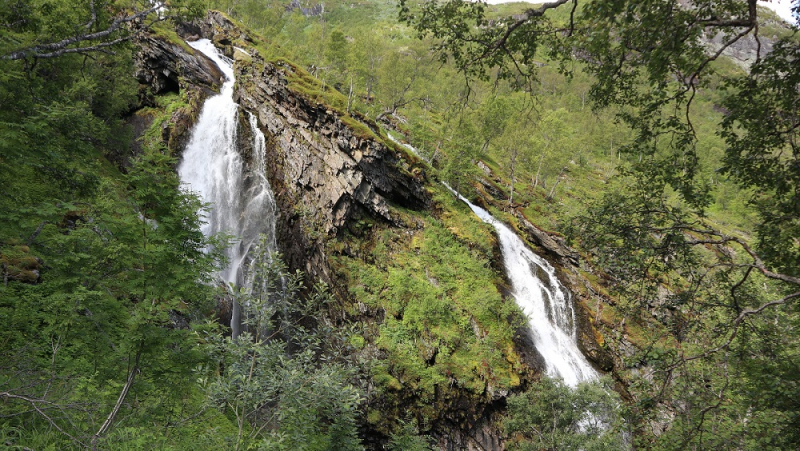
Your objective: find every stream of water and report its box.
[392,138,596,384]
[392,133,596,384]
[437,179,597,387]
[177,39,278,337]
[451,189,597,386]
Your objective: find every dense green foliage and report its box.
[202,240,364,450]
[504,377,624,451]
[1,2,224,448]
[3,0,799,448]
[0,26,222,444]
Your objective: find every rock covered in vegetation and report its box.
[129,29,229,161]
[1,244,42,284]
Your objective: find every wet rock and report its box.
[513,211,579,267]
[436,417,505,451]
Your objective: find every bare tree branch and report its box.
[675,291,800,365]
[84,0,97,31]
[0,391,87,448]
[2,2,166,61]
[683,228,800,286]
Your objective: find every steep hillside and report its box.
[127,10,620,448]
[4,1,797,449]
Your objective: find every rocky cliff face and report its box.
[166,11,431,286]
[124,31,226,168]
[134,33,224,98]
[131,15,430,283]
[233,59,430,283]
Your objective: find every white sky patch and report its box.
[758,0,798,24]
[482,0,798,25]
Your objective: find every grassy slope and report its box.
[330,185,525,432]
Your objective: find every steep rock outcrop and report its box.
[513,211,579,266]
[132,7,431,339]
[703,31,777,69]
[127,31,226,166]
[236,60,428,228]
[134,33,223,98]
[436,417,504,451]
[233,65,429,283]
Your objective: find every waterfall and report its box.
[177,39,278,336]
[387,131,597,385]
[390,127,598,385]
[444,185,598,387]
[386,133,430,163]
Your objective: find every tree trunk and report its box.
[347,74,354,113]
[431,140,441,164]
[547,167,567,200]
[91,350,141,449]
[509,148,518,206]
[533,153,544,189]
[481,139,490,155]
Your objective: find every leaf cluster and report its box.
[201,241,364,450]
[504,376,626,451]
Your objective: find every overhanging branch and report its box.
[2,2,166,61]
[678,291,800,365]
[698,0,758,27]
[479,0,573,60]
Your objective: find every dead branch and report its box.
[2,2,166,61]
[91,350,142,449]
[0,391,87,448]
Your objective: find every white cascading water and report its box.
[386,133,431,164]
[178,39,278,336]
[445,186,597,386]
[393,134,597,384]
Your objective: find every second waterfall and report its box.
[177,39,278,337]
[445,185,599,387]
